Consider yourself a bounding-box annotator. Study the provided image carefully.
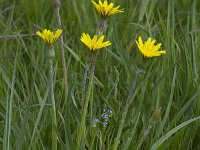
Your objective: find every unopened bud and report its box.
[98,20,107,36]
[47,47,55,60]
[149,107,162,125]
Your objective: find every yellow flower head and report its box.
[91,0,124,18]
[80,33,111,52]
[136,36,166,58]
[36,29,63,45]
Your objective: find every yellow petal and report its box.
[136,36,166,57]
[153,43,162,52]
[91,0,123,18]
[138,36,143,47]
[80,33,111,52]
[36,31,45,40]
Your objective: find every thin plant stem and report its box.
[77,20,107,149]
[137,125,152,150]
[0,33,36,40]
[49,47,57,150]
[54,0,68,106]
[77,53,98,149]
[77,18,106,149]
[137,106,161,149]
[113,70,141,150]
[82,63,89,106]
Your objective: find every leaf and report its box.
[151,116,200,150]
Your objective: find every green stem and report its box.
[113,70,140,150]
[82,63,89,106]
[137,125,152,150]
[49,48,57,150]
[76,18,106,149]
[54,0,69,109]
[77,53,98,149]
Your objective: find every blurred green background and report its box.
[0,0,200,149]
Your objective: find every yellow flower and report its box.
[36,29,63,45]
[136,36,166,58]
[80,33,111,52]
[91,0,124,18]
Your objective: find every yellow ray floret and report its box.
[136,36,166,58]
[36,29,63,45]
[80,33,111,52]
[91,0,123,18]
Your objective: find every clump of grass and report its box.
[0,0,200,150]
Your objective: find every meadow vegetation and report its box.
[0,0,200,149]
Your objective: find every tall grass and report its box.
[0,0,200,149]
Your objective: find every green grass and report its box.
[0,0,200,149]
